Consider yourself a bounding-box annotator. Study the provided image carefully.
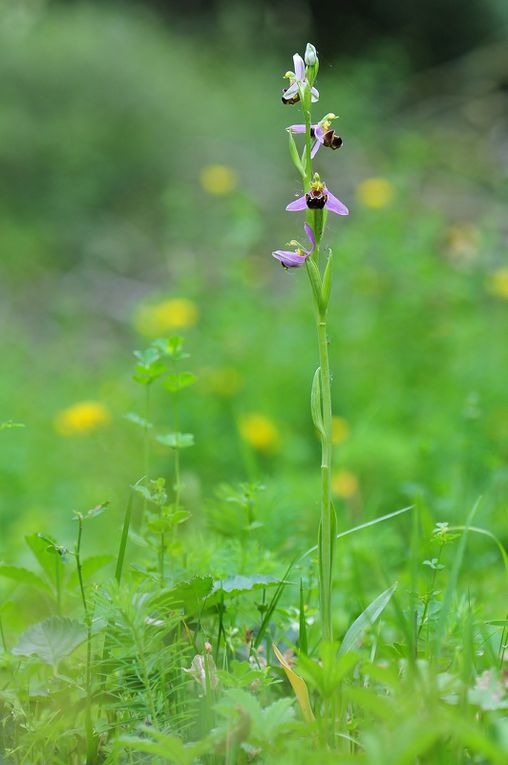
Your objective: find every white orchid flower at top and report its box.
[281,53,319,105]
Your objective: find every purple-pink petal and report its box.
[324,187,349,216]
[293,54,305,80]
[304,223,316,254]
[272,249,307,268]
[314,125,325,143]
[287,124,306,133]
[310,140,321,159]
[286,195,308,212]
[283,81,298,100]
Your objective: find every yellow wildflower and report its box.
[54,401,111,436]
[208,367,243,397]
[331,416,349,445]
[331,470,359,498]
[356,177,394,209]
[487,268,508,300]
[134,298,198,337]
[239,413,280,454]
[200,164,237,195]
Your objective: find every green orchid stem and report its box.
[316,306,334,642]
[302,84,335,642]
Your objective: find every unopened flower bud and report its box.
[304,43,318,66]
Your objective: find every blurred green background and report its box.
[1,0,508,567]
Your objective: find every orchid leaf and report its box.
[288,130,305,178]
[310,367,324,437]
[322,249,333,308]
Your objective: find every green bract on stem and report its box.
[276,45,349,642]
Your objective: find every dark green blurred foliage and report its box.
[0,0,507,577]
[59,0,508,66]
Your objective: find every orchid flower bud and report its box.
[304,43,318,66]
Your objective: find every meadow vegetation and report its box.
[1,3,508,763]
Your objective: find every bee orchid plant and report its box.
[272,43,349,642]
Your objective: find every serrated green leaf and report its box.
[339,582,398,656]
[156,432,194,449]
[148,575,214,614]
[212,574,282,597]
[12,617,87,667]
[0,564,51,593]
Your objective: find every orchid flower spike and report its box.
[282,53,319,105]
[286,173,349,216]
[272,223,315,269]
[287,114,343,159]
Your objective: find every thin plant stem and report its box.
[316,308,334,642]
[140,384,152,528]
[302,85,335,642]
[115,490,133,585]
[0,615,7,652]
[75,515,96,764]
[54,554,61,616]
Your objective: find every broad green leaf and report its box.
[272,643,314,722]
[25,533,66,583]
[68,556,113,588]
[338,582,398,656]
[12,617,87,667]
[157,432,194,449]
[0,564,51,593]
[310,367,324,437]
[148,575,214,614]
